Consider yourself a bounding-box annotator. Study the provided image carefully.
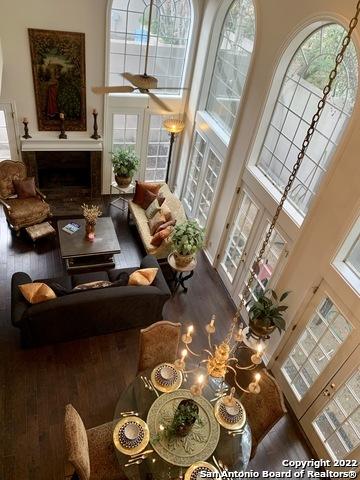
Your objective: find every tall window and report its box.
[145,115,171,181]
[334,215,360,295]
[206,0,255,135]
[256,23,358,215]
[0,110,11,161]
[110,0,192,93]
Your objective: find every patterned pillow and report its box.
[145,198,160,219]
[19,282,57,304]
[151,226,173,247]
[128,268,158,286]
[148,211,166,235]
[72,280,112,291]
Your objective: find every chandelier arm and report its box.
[234,1,360,317]
[207,333,213,350]
[185,343,202,357]
[227,365,251,394]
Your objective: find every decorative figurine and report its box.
[90,109,101,140]
[22,118,32,139]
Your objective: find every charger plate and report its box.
[214,397,246,430]
[185,461,219,480]
[113,416,150,455]
[151,363,183,393]
[147,389,220,467]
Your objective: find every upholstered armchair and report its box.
[137,320,181,374]
[240,369,287,459]
[0,160,51,234]
[64,404,126,480]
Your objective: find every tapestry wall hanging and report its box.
[28,28,86,131]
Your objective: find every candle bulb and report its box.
[182,325,194,344]
[210,316,215,328]
[206,315,216,334]
[234,325,244,342]
[174,348,187,370]
[190,373,205,396]
[248,373,261,394]
[251,343,264,365]
[181,349,187,362]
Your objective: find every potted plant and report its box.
[248,289,290,338]
[81,203,102,239]
[159,399,201,440]
[111,147,140,188]
[171,220,204,267]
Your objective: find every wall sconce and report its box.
[162,118,185,184]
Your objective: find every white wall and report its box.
[0,0,106,137]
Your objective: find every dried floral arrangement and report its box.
[81,204,102,225]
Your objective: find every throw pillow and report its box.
[145,198,160,219]
[155,218,176,234]
[133,181,161,207]
[13,177,37,199]
[142,188,158,210]
[148,211,166,235]
[19,282,56,304]
[161,203,172,222]
[111,272,130,287]
[72,280,112,291]
[157,192,166,206]
[151,226,173,247]
[128,268,158,286]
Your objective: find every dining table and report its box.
[113,366,252,479]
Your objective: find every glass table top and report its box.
[113,367,252,479]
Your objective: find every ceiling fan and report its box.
[92,0,186,112]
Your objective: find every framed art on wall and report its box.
[28,28,86,131]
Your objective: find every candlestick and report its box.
[251,343,264,365]
[206,314,216,334]
[234,326,244,342]
[22,118,32,139]
[91,110,101,140]
[248,373,261,394]
[174,348,187,370]
[59,113,67,139]
[182,325,193,344]
[223,386,237,406]
[190,374,204,396]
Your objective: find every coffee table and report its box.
[57,218,121,272]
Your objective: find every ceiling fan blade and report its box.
[150,87,188,90]
[122,72,136,84]
[92,86,135,94]
[147,92,172,113]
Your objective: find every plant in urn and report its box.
[81,204,102,240]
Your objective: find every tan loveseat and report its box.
[128,183,187,260]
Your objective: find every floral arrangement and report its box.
[81,204,102,225]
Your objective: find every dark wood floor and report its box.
[0,202,313,479]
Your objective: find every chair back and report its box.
[64,404,91,480]
[241,369,287,458]
[0,160,26,199]
[137,320,181,373]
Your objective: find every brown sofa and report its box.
[128,183,187,260]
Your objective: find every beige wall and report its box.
[0,0,106,136]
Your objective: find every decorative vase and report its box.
[249,317,276,339]
[85,221,96,239]
[174,399,199,437]
[173,251,194,267]
[115,174,132,188]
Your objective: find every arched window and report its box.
[206,0,255,135]
[256,23,358,215]
[109,0,193,93]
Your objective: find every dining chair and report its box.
[64,404,126,480]
[137,320,181,374]
[240,368,287,459]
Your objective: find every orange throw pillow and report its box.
[155,219,176,234]
[133,181,161,208]
[128,268,158,286]
[161,203,172,222]
[148,211,166,235]
[151,226,173,247]
[19,282,56,304]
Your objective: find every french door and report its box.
[218,187,290,307]
[301,345,360,463]
[0,102,19,161]
[182,131,223,228]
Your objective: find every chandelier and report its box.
[173,1,360,400]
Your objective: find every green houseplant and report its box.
[248,289,290,338]
[171,220,204,267]
[111,147,140,188]
[158,399,201,441]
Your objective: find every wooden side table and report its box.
[168,253,197,293]
[110,182,135,211]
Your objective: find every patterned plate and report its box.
[151,363,183,393]
[214,397,246,430]
[113,416,150,455]
[185,461,219,480]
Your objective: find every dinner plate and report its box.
[151,363,183,393]
[185,461,219,480]
[113,416,150,455]
[214,397,246,430]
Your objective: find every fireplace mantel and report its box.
[21,136,103,152]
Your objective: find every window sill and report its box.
[245,165,304,229]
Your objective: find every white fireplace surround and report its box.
[21,135,103,152]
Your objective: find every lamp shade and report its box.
[163,118,185,134]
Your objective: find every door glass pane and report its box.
[0,110,11,161]
[145,115,170,182]
[282,297,353,400]
[313,367,360,460]
[112,114,138,151]
[221,192,259,283]
[242,226,286,301]
[196,150,222,228]
[183,133,206,213]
